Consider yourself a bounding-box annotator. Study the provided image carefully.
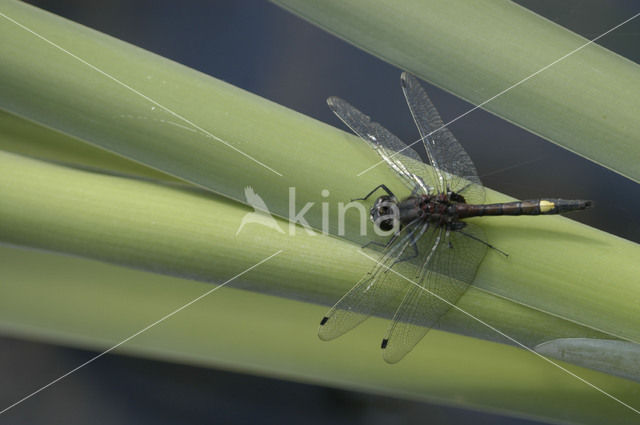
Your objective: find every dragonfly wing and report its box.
[319,266,406,341]
[382,223,488,363]
[382,284,435,363]
[400,72,485,204]
[318,220,427,340]
[328,96,436,194]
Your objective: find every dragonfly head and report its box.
[370,195,399,232]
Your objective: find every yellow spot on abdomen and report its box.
[539,200,555,213]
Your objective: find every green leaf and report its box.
[535,338,640,382]
[272,0,640,182]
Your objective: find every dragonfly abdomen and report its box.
[457,199,592,218]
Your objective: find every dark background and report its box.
[2,1,639,424]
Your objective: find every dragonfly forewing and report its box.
[327,96,434,195]
[400,72,485,204]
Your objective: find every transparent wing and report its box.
[327,97,436,195]
[318,220,429,340]
[382,223,488,363]
[400,72,485,204]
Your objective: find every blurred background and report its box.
[2,1,639,423]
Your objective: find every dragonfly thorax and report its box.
[388,192,469,231]
[370,192,463,233]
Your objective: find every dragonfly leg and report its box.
[361,228,402,251]
[390,239,419,267]
[361,240,386,250]
[390,220,429,269]
[458,230,509,257]
[351,184,395,202]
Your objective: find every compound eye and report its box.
[379,219,394,231]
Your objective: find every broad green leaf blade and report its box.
[1,245,640,425]
[272,0,640,182]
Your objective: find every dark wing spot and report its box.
[320,316,329,326]
[381,338,389,349]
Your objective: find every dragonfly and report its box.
[319,72,592,363]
